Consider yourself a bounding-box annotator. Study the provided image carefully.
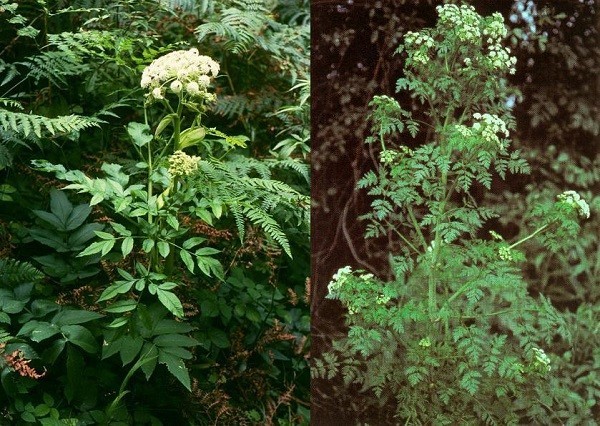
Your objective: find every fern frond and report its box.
[18,51,89,87]
[241,204,291,257]
[0,109,101,139]
[0,258,44,285]
[196,2,270,54]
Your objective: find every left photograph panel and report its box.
[0,1,310,424]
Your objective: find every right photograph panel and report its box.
[311,1,600,424]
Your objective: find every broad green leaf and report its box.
[157,241,170,258]
[102,336,124,359]
[195,247,220,256]
[152,319,194,335]
[104,299,137,314]
[97,280,135,302]
[90,193,104,206]
[121,237,134,257]
[160,346,193,360]
[78,241,106,257]
[158,350,191,391]
[18,321,61,342]
[127,122,153,147]
[61,325,97,353]
[52,310,103,326]
[110,222,131,237]
[179,249,194,273]
[32,210,64,231]
[142,239,155,253]
[158,282,177,291]
[49,189,73,222]
[140,343,159,380]
[120,336,144,366]
[156,289,184,318]
[208,329,230,349]
[66,204,92,230]
[166,215,179,231]
[129,208,147,217]
[101,239,115,256]
[107,317,129,328]
[94,231,114,240]
[182,237,206,250]
[153,334,199,347]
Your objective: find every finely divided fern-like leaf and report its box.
[0,109,101,139]
[0,258,44,285]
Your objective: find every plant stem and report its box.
[509,224,549,249]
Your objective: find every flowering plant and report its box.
[32,47,306,397]
[314,5,593,424]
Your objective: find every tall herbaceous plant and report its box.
[31,46,307,411]
[313,5,591,424]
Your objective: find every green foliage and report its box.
[0,0,309,423]
[317,5,594,424]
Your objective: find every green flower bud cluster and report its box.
[141,48,219,102]
[168,150,200,177]
[557,190,591,219]
[498,246,513,261]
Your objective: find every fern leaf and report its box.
[0,258,44,285]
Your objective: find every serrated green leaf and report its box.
[166,215,179,231]
[179,249,194,273]
[158,350,191,391]
[104,299,137,314]
[182,237,206,249]
[97,280,135,302]
[61,325,97,353]
[154,334,199,347]
[121,237,134,257]
[157,241,170,258]
[156,289,184,318]
[142,239,155,253]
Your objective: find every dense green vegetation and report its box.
[0,1,309,424]
[312,0,599,424]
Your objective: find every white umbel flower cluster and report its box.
[484,12,508,41]
[404,31,435,64]
[487,45,517,74]
[473,113,509,148]
[436,4,481,43]
[327,266,353,298]
[141,48,219,101]
[168,150,200,177]
[557,190,591,219]
[452,113,509,149]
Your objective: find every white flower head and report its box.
[327,266,353,298]
[170,80,183,94]
[186,81,200,96]
[140,48,219,97]
[151,87,164,100]
[557,190,591,219]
